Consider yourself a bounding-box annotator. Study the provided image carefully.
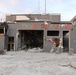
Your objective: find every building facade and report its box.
[0,14,76,53]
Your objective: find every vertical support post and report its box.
[16,30,19,51]
[44,21,47,45]
[59,25,63,53]
[14,43,15,51]
[69,31,73,55]
[44,0,46,46]
[60,30,63,53]
[43,21,48,52]
[69,31,70,53]
[4,27,5,35]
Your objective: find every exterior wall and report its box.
[6,14,60,22]
[70,26,76,53]
[28,14,41,20]
[44,24,72,52]
[70,17,76,53]
[7,25,17,51]
[5,35,8,50]
[7,21,72,52]
[6,15,16,22]
[0,36,5,50]
[51,14,60,22]
[7,21,45,50]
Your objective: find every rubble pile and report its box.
[27,47,43,53]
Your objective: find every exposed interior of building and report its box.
[18,30,43,50]
[47,30,60,47]
[63,31,69,52]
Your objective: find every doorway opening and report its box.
[63,31,69,52]
[8,37,14,51]
[0,28,4,36]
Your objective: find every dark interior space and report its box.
[0,28,4,34]
[63,31,69,52]
[8,37,14,51]
[19,30,43,49]
[47,31,59,36]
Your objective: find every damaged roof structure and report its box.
[0,14,76,53]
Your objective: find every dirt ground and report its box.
[0,50,76,75]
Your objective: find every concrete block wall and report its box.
[0,36,5,50]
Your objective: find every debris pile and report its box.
[27,47,43,53]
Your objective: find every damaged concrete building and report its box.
[0,14,76,53]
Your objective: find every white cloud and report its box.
[0,3,7,10]
[0,0,20,14]
[9,0,19,6]
[0,0,18,11]
[49,0,63,4]
[55,0,62,2]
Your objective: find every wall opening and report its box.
[0,28,4,36]
[54,38,60,47]
[47,31,59,36]
[18,30,44,49]
[47,31,60,47]
[8,37,14,51]
[63,31,69,52]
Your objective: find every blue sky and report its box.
[0,0,76,21]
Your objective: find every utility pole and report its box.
[45,0,46,14]
[44,0,47,47]
[38,0,40,14]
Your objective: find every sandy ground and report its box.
[0,50,76,75]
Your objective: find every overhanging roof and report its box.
[0,22,8,29]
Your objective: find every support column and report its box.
[15,30,19,51]
[60,30,63,53]
[43,21,48,52]
[4,27,5,35]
